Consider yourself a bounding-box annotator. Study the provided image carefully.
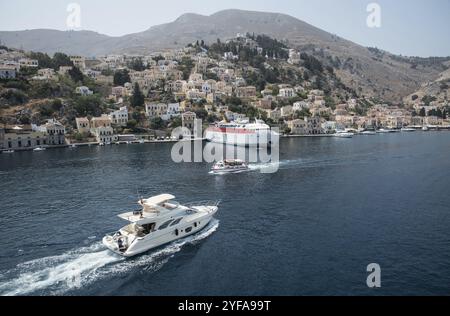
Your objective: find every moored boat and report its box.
[333,130,354,138]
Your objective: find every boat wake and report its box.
[249,154,376,172]
[0,219,219,296]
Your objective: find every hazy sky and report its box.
[0,0,449,57]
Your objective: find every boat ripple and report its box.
[0,220,219,296]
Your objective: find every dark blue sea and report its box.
[0,132,450,296]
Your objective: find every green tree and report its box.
[68,66,84,83]
[150,117,164,130]
[72,95,103,116]
[419,107,426,117]
[126,119,138,130]
[128,58,146,71]
[130,83,145,107]
[52,53,73,70]
[177,57,194,80]
[113,69,131,86]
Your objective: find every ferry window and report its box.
[185,227,193,233]
[158,220,174,230]
[170,218,183,226]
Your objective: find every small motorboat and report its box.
[103,194,219,257]
[401,128,416,132]
[333,131,354,138]
[422,126,429,131]
[33,147,46,152]
[361,130,376,135]
[2,150,14,154]
[211,159,249,174]
[377,129,393,133]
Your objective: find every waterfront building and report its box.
[33,119,66,146]
[181,112,197,137]
[305,116,323,135]
[109,106,129,126]
[76,117,90,135]
[287,119,308,135]
[90,115,115,143]
[0,125,47,150]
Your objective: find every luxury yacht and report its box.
[103,194,219,257]
[211,159,249,174]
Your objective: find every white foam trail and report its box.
[0,220,219,296]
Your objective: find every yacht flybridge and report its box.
[103,194,219,257]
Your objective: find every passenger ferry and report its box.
[103,194,219,257]
[205,119,278,147]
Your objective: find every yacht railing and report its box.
[184,200,221,208]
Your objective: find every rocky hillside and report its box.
[403,61,450,105]
[1,9,449,102]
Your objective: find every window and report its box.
[158,220,174,230]
[185,227,193,233]
[170,218,183,227]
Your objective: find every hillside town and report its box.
[1,33,449,151]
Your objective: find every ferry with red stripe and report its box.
[205,119,278,147]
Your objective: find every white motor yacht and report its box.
[333,131,354,138]
[361,130,376,135]
[401,127,416,132]
[211,159,249,174]
[103,194,219,257]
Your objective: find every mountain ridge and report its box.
[0,9,448,102]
